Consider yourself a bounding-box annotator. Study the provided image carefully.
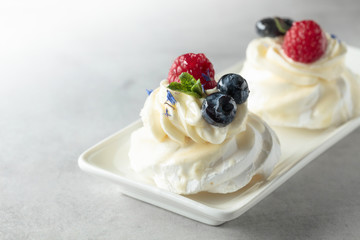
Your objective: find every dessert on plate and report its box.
[128,53,281,195]
[240,17,360,129]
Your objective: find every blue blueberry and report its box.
[283,18,293,28]
[256,17,293,37]
[201,92,237,127]
[217,73,249,104]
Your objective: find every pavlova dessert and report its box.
[240,17,360,129]
[128,53,280,195]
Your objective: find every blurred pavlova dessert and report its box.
[128,53,280,195]
[240,17,360,129]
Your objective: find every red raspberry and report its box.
[283,20,327,63]
[168,53,217,90]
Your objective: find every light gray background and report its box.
[1,0,360,239]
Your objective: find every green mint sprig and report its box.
[274,17,291,34]
[167,72,203,98]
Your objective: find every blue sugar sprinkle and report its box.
[201,84,206,94]
[164,108,171,117]
[201,69,211,82]
[166,90,177,105]
[330,33,341,43]
[146,89,153,95]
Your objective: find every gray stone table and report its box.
[1,0,360,239]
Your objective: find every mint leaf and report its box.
[191,79,202,97]
[179,72,197,86]
[274,17,290,34]
[167,82,183,91]
[167,73,203,98]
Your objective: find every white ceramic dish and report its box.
[78,46,360,226]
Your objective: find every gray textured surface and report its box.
[1,0,360,239]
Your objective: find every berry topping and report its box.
[283,20,328,63]
[201,92,237,127]
[168,53,217,90]
[256,17,293,37]
[217,73,250,104]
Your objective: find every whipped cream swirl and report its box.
[129,81,281,194]
[240,34,360,129]
[141,80,247,145]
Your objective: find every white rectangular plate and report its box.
[78,46,360,226]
